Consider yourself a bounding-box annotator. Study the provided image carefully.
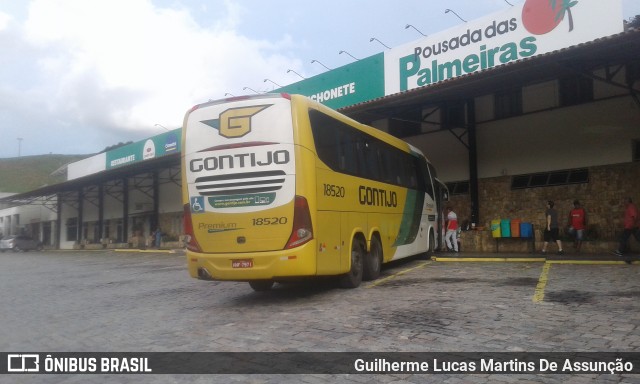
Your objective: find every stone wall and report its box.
[448,162,640,252]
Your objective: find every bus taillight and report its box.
[285,196,313,249]
[183,203,203,253]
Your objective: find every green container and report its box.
[501,219,511,237]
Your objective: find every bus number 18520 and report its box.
[252,217,288,226]
[323,184,345,198]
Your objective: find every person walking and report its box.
[613,198,640,257]
[444,206,459,253]
[154,228,163,248]
[542,200,564,255]
[567,200,587,253]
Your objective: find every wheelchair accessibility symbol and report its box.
[190,196,205,214]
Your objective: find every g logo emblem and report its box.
[219,105,271,138]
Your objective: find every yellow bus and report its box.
[181,93,447,290]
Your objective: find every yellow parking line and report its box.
[547,260,638,265]
[432,257,545,263]
[533,262,552,303]
[429,256,636,303]
[114,249,178,254]
[366,261,430,288]
[532,259,637,302]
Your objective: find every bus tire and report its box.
[363,236,382,281]
[249,280,274,292]
[421,231,435,260]
[339,237,364,288]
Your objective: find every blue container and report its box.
[500,219,511,237]
[520,222,533,238]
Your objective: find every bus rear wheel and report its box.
[420,230,435,260]
[249,280,274,292]
[339,237,364,288]
[363,236,382,281]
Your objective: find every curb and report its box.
[431,254,638,264]
[113,249,184,254]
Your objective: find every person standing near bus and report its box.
[567,200,587,253]
[542,200,564,255]
[445,206,459,252]
[613,197,640,257]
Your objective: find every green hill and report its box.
[0,154,88,193]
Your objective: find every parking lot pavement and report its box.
[0,250,638,383]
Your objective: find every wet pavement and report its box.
[0,249,638,383]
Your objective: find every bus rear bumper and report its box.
[186,242,317,281]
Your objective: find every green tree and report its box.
[625,15,640,30]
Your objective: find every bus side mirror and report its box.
[442,192,449,202]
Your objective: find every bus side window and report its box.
[309,109,340,171]
[378,148,392,184]
[364,140,381,181]
[338,131,348,172]
[392,154,406,187]
[344,131,359,175]
[406,159,418,189]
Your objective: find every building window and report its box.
[511,168,589,190]
[116,219,123,242]
[66,218,78,241]
[104,221,111,240]
[494,88,522,119]
[559,76,593,106]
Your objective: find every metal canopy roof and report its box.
[340,28,640,124]
[0,153,180,207]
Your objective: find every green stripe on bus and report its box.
[393,189,424,246]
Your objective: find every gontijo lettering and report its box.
[359,185,398,207]
[189,150,290,172]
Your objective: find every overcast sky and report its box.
[1,0,639,157]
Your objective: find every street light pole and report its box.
[286,69,306,79]
[339,50,360,61]
[311,59,332,70]
[369,37,391,49]
[445,9,467,23]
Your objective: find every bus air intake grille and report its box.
[195,170,286,196]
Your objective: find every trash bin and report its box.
[511,219,521,237]
[501,219,511,237]
[520,222,533,238]
[491,219,501,238]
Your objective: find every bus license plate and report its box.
[232,259,253,268]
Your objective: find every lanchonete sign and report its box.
[276,0,623,109]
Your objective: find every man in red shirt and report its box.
[567,200,587,253]
[613,197,639,257]
[444,206,459,252]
